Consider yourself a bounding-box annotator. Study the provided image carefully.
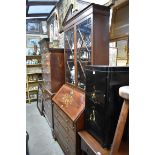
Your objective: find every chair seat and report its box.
[119,86,129,100]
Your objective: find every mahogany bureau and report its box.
[52,84,85,155]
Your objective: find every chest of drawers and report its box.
[52,84,85,155]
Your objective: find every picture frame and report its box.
[26,19,42,34]
[26,36,41,48]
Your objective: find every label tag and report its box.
[93,71,95,74]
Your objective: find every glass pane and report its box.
[28,5,54,14]
[65,28,75,84]
[76,18,91,89]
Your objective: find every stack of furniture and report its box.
[26,55,42,103]
[52,3,110,155]
[38,38,65,129]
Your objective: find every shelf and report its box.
[27,72,42,75]
[29,98,37,102]
[26,64,42,67]
[26,55,41,59]
[27,89,38,93]
[27,80,43,83]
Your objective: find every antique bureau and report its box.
[52,84,85,155]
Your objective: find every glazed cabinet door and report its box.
[76,17,92,90]
[64,28,75,85]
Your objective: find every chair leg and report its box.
[110,99,129,155]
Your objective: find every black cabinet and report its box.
[85,66,129,149]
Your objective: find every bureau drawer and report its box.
[54,107,75,140]
[54,104,75,129]
[54,116,76,146]
[55,124,75,155]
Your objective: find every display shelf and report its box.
[27,80,43,84]
[28,89,38,92]
[26,64,42,67]
[29,98,37,102]
[26,55,42,104]
[26,55,42,59]
[27,72,42,75]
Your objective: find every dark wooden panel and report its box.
[92,12,109,65]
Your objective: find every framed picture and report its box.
[26,19,42,34]
[26,36,41,48]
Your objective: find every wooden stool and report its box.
[110,86,129,155]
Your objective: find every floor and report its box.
[26,102,64,155]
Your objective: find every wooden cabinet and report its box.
[41,48,65,93]
[64,3,110,90]
[39,38,65,129]
[52,84,85,155]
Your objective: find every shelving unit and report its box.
[26,55,42,103]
